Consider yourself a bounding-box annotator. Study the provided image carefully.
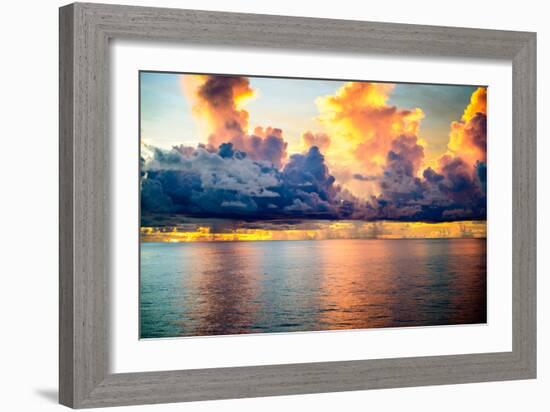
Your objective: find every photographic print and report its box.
[139,72,487,339]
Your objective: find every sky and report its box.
[139,71,487,229]
[140,72,476,165]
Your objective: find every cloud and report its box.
[462,86,487,122]
[363,135,486,222]
[302,131,331,152]
[220,200,248,209]
[447,87,487,167]
[352,174,378,182]
[183,75,287,167]
[142,137,486,222]
[278,146,340,217]
[141,178,173,212]
[317,81,424,182]
[350,86,487,222]
[245,126,288,168]
[379,134,425,204]
[141,144,342,219]
[142,145,280,216]
[193,75,253,143]
[284,199,313,212]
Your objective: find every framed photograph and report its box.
[59,2,536,408]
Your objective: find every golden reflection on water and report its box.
[177,242,263,336]
[139,238,487,338]
[140,220,487,243]
[316,240,393,329]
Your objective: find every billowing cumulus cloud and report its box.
[316,82,424,183]
[462,86,487,123]
[142,144,280,215]
[379,134,425,204]
[245,126,288,168]
[191,75,253,143]
[279,146,339,216]
[141,144,343,219]
[358,88,487,221]
[447,87,487,167]
[183,75,288,167]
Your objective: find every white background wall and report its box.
[0,0,546,411]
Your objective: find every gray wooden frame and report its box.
[59,2,536,408]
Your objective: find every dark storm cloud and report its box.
[466,112,487,153]
[245,127,288,168]
[277,146,339,216]
[345,134,487,222]
[141,144,341,219]
[378,134,425,204]
[141,138,486,222]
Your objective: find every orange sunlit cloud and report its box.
[446,87,487,167]
[301,131,331,153]
[316,81,425,197]
[181,74,256,145]
[181,74,289,167]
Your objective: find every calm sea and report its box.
[139,238,486,338]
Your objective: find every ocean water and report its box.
[139,238,486,338]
